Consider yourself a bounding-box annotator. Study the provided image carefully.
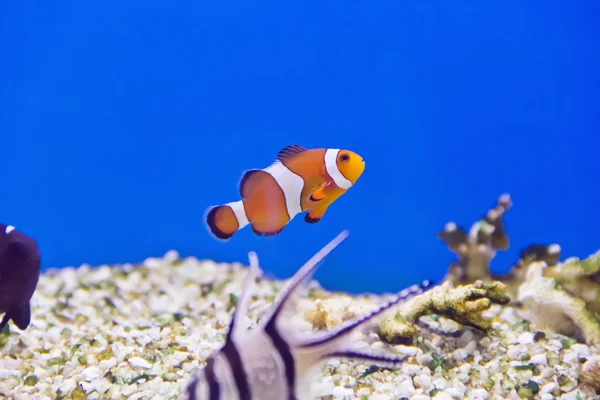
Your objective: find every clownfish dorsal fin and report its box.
[276,145,307,162]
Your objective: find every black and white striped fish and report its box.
[181,230,434,400]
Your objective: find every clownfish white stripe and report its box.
[324,149,353,189]
[181,231,437,400]
[263,160,304,219]
[226,201,250,230]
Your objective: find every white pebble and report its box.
[540,382,556,395]
[413,374,432,390]
[369,395,389,400]
[412,395,430,400]
[507,345,522,360]
[459,363,472,374]
[530,354,548,365]
[81,366,102,381]
[128,357,152,369]
[331,386,354,397]
[99,358,118,371]
[397,379,415,397]
[464,340,477,355]
[453,348,469,361]
[469,388,489,399]
[0,369,18,379]
[517,332,534,344]
[164,249,180,263]
[44,327,62,345]
[570,343,591,358]
[395,345,418,357]
[446,386,467,398]
[433,392,453,400]
[58,378,77,394]
[417,351,434,365]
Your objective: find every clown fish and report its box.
[0,223,41,332]
[205,145,365,240]
[181,230,435,400]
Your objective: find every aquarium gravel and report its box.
[0,251,598,400]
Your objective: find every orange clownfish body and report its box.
[205,145,365,240]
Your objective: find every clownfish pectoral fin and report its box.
[309,181,330,202]
[309,190,325,202]
[276,144,307,162]
[305,203,330,224]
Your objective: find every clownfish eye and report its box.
[339,153,350,162]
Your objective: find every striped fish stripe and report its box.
[323,350,410,365]
[221,340,251,400]
[298,281,434,349]
[264,319,298,400]
[204,357,221,400]
[247,231,350,400]
[185,376,200,400]
[219,258,256,400]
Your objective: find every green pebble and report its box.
[557,374,571,387]
[46,357,63,367]
[98,348,114,361]
[71,385,87,400]
[23,374,39,386]
[561,337,576,349]
[503,380,516,390]
[546,352,559,366]
[525,380,539,394]
[517,386,533,398]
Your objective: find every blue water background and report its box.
[2,1,599,294]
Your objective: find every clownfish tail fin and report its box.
[205,200,250,240]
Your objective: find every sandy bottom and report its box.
[0,250,598,400]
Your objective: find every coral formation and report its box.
[437,193,512,285]
[377,280,510,344]
[434,193,600,346]
[517,261,600,346]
